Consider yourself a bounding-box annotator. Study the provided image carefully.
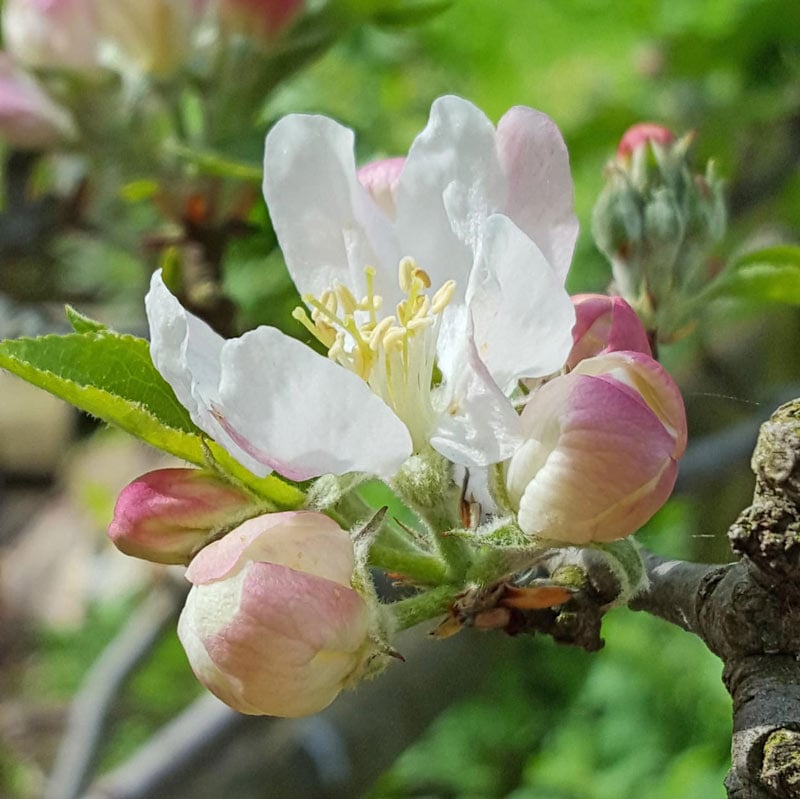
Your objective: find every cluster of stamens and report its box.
[292,257,455,445]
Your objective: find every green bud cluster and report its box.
[592,127,726,342]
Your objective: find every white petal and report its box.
[467,215,575,392]
[263,113,402,305]
[394,95,506,300]
[216,326,413,480]
[496,106,578,282]
[147,271,412,480]
[146,271,269,477]
[430,314,522,468]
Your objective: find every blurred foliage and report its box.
[3,0,800,796]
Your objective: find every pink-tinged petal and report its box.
[394,95,506,302]
[357,156,405,218]
[431,312,522,467]
[467,214,575,391]
[178,513,371,718]
[506,352,686,543]
[184,563,368,716]
[146,270,412,480]
[185,511,354,586]
[496,105,579,282]
[567,294,651,369]
[572,351,687,457]
[108,468,254,565]
[145,271,269,478]
[263,113,402,307]
[216,323,412,480]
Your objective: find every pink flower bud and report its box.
[218,0,304,40]
[2,0,102,72]
[108,468,255,565]
[178,511,372,717]
[567,293,651,370]
[617,122,676,160]
[506,351,687,544]
[357,156,405,218]
[0,54,74,148]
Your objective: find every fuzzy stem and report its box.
[368,542,450,585]
[389,585,459,631]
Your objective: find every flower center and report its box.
[292,258,455,449]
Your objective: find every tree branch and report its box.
[630,399,800,798]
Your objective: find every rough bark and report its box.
[631,399,800,798]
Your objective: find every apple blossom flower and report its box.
[2,0,102,73]
[0,54,74,148]
[108,468,256,565]
[178,511,373,717]
[566,293,651,370]
[505,350,687,544]
[146,96,579,482]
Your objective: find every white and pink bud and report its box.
[0,54,74,148]
[358,157,405,218]
[108,468,255,565]
[616,122,676,161]
[2,0,102,73]
[506,351,687,545]
[177,511,373,717]
[567,293,651,370]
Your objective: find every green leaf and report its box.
[65,306,108,333]
[0,330,306,509]
[705,245,800,304]
[0,330,202,457]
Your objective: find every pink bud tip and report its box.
[108,469,254,565]
[567,293,651,370]
[617,123,676,159]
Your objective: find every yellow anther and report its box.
[399,257,416,292]
[412,268,431,289]
[335,283,358,316]
[431,280,456,314]
[369,316,396,350]
[412,295,430,319]
[329,331,345,361]
[320,290,338,314]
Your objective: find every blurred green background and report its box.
[2,0,800,796]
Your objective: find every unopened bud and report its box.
[592,122,726,342]
[108,468,255,564]
[178,511,376,717]
[567,293,651,369]
[506,351,687,545]
[617,123,675,160]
